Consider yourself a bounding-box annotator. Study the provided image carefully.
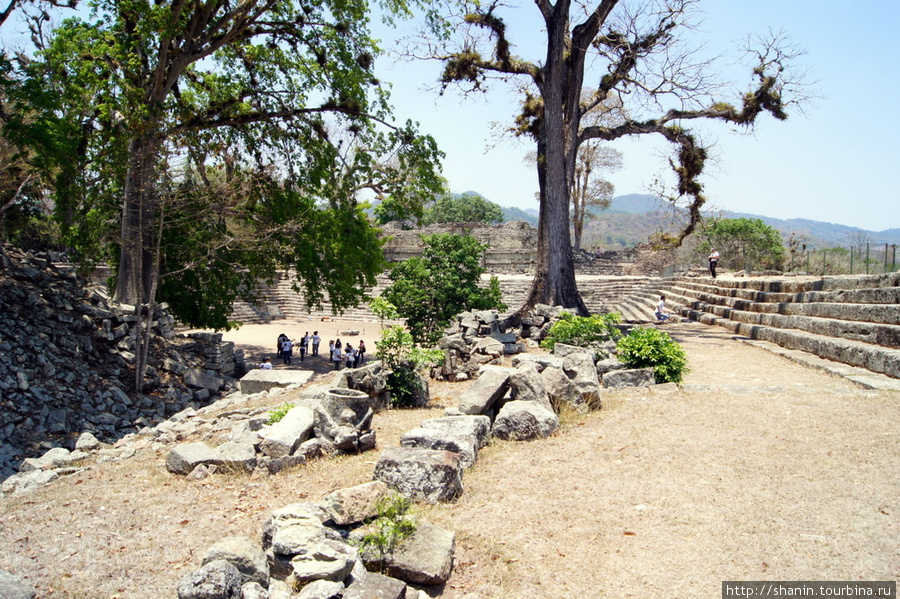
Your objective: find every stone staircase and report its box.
[627,273,900,381]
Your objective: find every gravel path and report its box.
[1,320,897,598]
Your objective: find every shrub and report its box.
[353,493,417,572]
[267,402,295,424]
[540,311,623,352]
[376,326,442,408]
[615,326,689,383]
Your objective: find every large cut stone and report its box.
[602,367,656,388]
[541,366,586,412]
[507,368,552,411]
[176,559,242,599]
[0,570,35,599]
[419,415,492,449]
[492,400,559,441]
[563,351,601,404]
[373,446,463,503]
[167,442,219,475]
[457,366,513,415]
[400,427,478,469]
[379,523,455,586]
[239,369,314,395]
[342,571,407,599]
[259,405,315,458]
[202,536,269,587]
[214,442,257,473]
[320,481,392,526]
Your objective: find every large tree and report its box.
[33,0,442,309]
[431,0,803,315]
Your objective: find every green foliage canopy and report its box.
[381,233,506,344]
[697,217,785,271]
[422,191,504,225]
[540,311,623,353]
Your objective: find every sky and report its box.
[371,1,900,232]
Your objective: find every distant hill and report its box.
[500,193,900,249]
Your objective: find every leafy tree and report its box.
[381,233,506,344]
[540,311,622,353]
[422,191,504,225]
[429,0,805,315]
[30,0,443,310]
[697,217,785,271]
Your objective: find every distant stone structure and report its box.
[381,221,538,273]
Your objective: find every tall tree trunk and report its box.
[520,2,587,316]
[116,131,161,305]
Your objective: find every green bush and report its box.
[616,326,689,383]
[375,326,442,408]
[267,402,295,424]
[540,311,623,352]
[353,493,417,572]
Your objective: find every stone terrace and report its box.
[622,272,900,385]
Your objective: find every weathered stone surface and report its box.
[419,415,492,449]
[507,368,552,411]
[262,503,329,551]
[320,480,392,526]
[19,447,88,472]
[541,366,586,412]
[176,559,242,599]
[286,539,356,585]
[596,357,626,376]
[457,366,513,415]
[491,400,559,441]
[296,579,345,599]
[472,337,504,358]
[334,361,390,409]
[562,351,601,404]
[214,441,257,473]
[239,582,267,599]
[74,431,103,451]
[202,536,269,587]
[238,369,314,395]
[259,405,315,458]
[552,343,594,358]
[400,427,478,468]
[602,367,656,388]
[184,368,222,392]
[510,353,564,372]
[0,569,35,599]
[342,571,408,599]
[167,442,219,475]
[381,523,455,586]
[373,446,464,503]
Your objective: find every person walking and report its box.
[298,332,309,362]
[280,336,293,364]
[311,331,321,356]
[708,249,720,278]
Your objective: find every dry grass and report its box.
[1,323,898,599]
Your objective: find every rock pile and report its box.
[0,245,241,479]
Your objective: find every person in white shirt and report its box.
[708,249,720,278]
[655,295,671,323]
[311,331,321,356]
[258,357,273,369]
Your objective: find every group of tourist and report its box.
[259,331,366,370]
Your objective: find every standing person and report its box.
[298,332,309,362]
[328,339,335,359]
[331,343,343,370]
[276,333,288,362]
[356,340,366,366]
[280,336,293,364]
[311,331,321,356]
[345,344,356,369]
[708,249,720,278]
[335,338,342,352]
[655,295,671,324]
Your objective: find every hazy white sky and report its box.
[373,1,900,232]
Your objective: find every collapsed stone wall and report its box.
[0,245,242,479]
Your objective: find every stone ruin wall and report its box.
[380,220,634,275]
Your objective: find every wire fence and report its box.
[786,243,898,276]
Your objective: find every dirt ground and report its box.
[1,319,898,598]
